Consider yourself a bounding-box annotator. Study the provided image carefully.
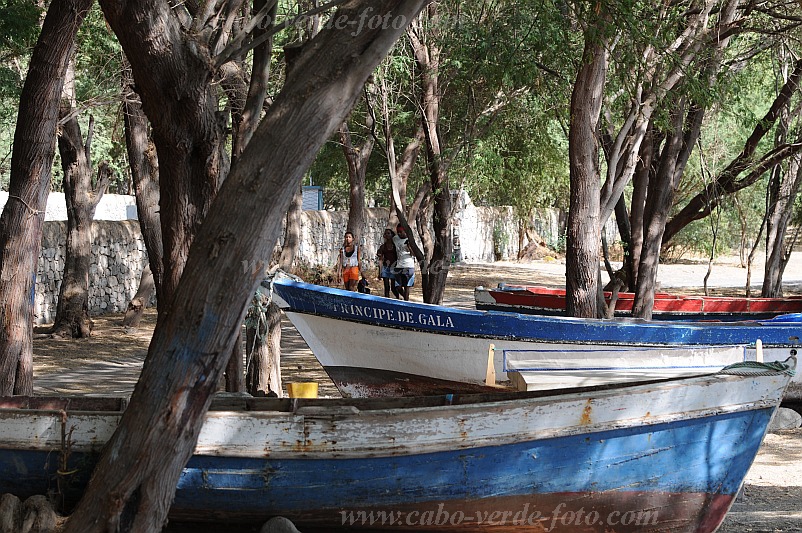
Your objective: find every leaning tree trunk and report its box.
[0,0,93,395]
[565,12,608,319]
[62,2,428,530]
[122,61,163,305]
[121,263,155,328]
[663,58,802,244]
[51,112,110,338]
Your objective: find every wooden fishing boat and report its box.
[0,360,794,531]
[267,274,802,398]
[475,284,802,321]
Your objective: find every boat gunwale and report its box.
[273,276,802,335]
[0,372,789,459]
[285,308,802,349]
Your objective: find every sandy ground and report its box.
[30,256,802,531]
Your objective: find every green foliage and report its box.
[0,0,797,267]
[0,0,41,73]
[0,0,43,189]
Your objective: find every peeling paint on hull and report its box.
[0,366,793,530]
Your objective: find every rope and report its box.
[7,195,44,216]
[245,287,271,349]
[245,269,300,350]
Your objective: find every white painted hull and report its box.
[286,311,784,395]
[269,275,802,398]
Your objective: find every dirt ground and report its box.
[30,257,802,532]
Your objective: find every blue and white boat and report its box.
[0,360,794,531]
[267,274,802,397]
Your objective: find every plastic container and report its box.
[287,382,318,398]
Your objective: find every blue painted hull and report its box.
[270,277,802,347]
[0,408,774,531]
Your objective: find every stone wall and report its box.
[36,221,148,324]
[295,208,391,269]
[29,193,570,322]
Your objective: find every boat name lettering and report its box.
[337,303,455,328]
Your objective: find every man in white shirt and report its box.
[392,224,415,301]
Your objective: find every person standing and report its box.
[392,224,415,301]
[336,230,362,291]
[376,228,398,298]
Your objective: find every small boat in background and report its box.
[475,284,802,321]
[0,359,794,531]
[268,274,802,399]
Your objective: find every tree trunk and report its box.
[246,186,303,397]
[62,2,427,530]
[380,64,424,229]
[409,5,450,304]
[340,110,375,241]
[100,0,225,315]
[565,11,607,319]
[627,126,656,290]
[224,331,245,392]
[632,100,687,319]
[122,62,163,305]
[245,294,283,397]
[763,154,802,297]
[51,111,110,338]
[122,263,155,328]
[0,0,92,396]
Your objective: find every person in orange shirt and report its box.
[336,230,363,291]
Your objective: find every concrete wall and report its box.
[23,193,568,322]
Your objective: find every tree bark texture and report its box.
[409,5,450,304]
[51,112,110,338]
[632,100,688,320]
[62,2,429,531]
[100,0,225,315]
[122,64,164,306]
[763,154,802,297]
[566,18,607,319]
[245,295,283,397]
[0,0,92,395]
[246,186,303,397]
[340,100,375,241]
[122,263,155,328]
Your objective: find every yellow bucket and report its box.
[287,382,318,398]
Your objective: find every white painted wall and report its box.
[0,192,138,221]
